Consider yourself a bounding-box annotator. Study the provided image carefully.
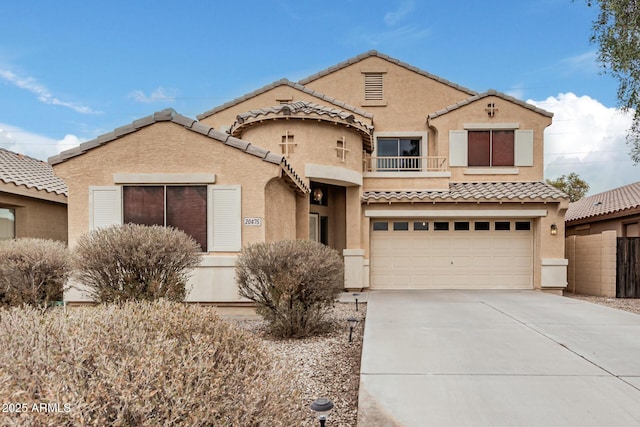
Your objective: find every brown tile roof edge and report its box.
[362,182,569,202]
[196,78,374,121]
[47,109,309,194]
[298,50,478,97]
[427,90,553,120]
[230,101,374,150]
[0,148,68,196]
[565,181,640,223]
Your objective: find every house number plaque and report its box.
[243,217,262,226]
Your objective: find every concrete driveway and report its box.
[357,290,640,427]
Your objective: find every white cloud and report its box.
[0,123,80,162]
[558,51,600,76]
[529,93,638,195]
[346,25,430,48]
[384,0,414,26]
[128,87,178,103]
[0,68,100,114]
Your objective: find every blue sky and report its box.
[0,0,637,194]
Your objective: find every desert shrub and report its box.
[236,240,344,338]
[0,238,71,308]
[0,301,305,426]
[73,224,201,303]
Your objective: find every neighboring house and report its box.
[0,148,68,242]
[565,182,640,237]
[50,51,569,303]
[564,182,640,297]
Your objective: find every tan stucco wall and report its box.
[428,95,551,182]
[0,191,67,242]
[302,56,472,132]
[363,176,450,192]
[238,120,364,181]
[565,231,617,297]
[200,85,372,132]
[264,177,297,242]
[52,121,284,248]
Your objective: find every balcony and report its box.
[364,156,448,172]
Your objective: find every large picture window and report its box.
[123,186,207,251]
[468,130,514,167]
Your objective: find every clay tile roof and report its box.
[47,109,309,195]
[298,50,478,97]
[565,181,640,222]
[231,101,374,150]
[362,182,568,202]
[236,100,370,125]
[197,78,373,121]
[427,90,553,120]
[0,148,68,196]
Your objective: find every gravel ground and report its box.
[227,302,366,427]
[564,292,640,315]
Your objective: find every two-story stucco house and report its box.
[50,51,569,303]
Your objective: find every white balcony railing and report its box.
[364,156,447,172]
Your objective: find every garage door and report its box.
[370,219,533,289]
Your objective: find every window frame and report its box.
[373,131,428,172]
[467,129,515,167]
[89,184,241,253]
[0,207,16,240]
[123,185,208,251]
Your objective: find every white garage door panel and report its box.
[370,219,533,290]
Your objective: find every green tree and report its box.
[586,0,640,163]
[546,173,590,202]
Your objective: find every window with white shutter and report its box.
[88,184,242,253]
[89,186,122,230]
[514,130,534,166]
[208,185,241,252]
[449,130,468,167]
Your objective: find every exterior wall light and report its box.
[550,223,558,235]
[310,397,334,426]
[313,188,324,202]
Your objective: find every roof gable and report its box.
[427,90,553,120]
[197,78,373,121]
[0,148,68,197]
[49,109,308,194]
[565,181,640,223]
[298,50,478,97]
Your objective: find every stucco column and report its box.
[540,203,569,293]
[343,186,364,290]
[296,194,309,240]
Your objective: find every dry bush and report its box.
[0,238,71,308]
[0,301,305,426]
[73,224,201,303]
[236,240,344,338]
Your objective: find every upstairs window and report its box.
[376,138,421,171]
[468,130,514,167]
